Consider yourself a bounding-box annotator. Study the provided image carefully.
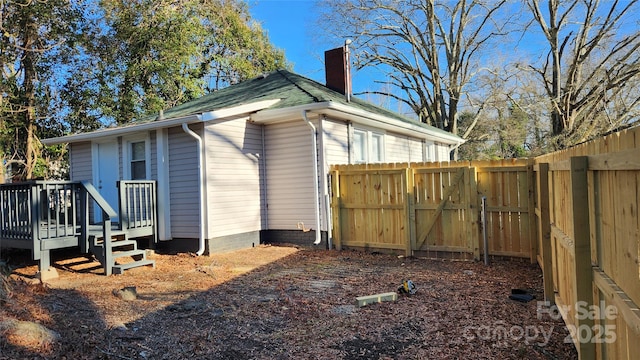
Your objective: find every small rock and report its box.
[463,270,474,276]
[0,319,59,348]
[332,305,357,315]
[113,286,137,301]
[167,299,205,312]
[111,322,128,331]
[258,294,278,303]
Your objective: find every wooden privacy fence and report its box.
[535,127,640,360]
[330,159,535,261]
[331,128,640,359]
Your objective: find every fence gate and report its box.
[412,166,478,259]
[331,160,535,260]
[331,167,411,254]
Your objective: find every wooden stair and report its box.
[88,230,155,275]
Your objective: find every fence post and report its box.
[30,184,40,260]
[79,184,89,254]
[467,167,480,260]
[527,161,537,263]
[537,163,554,305]
[570,156,595,360]
[330,170,342,251]
[406,166,415,256]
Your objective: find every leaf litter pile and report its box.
[1,245,576,359]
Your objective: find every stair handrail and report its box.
[80,180,117,275]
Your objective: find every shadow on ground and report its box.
[1,247,577,359]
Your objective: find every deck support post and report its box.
[36,249,58,281]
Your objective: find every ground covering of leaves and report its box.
[1,245,576,359]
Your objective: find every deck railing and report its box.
[118,180,157,241]
[1,182,83,252]
[1,180,156,258]
[39,182,81,240]
[0,182,37,243]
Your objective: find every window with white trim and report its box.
[130,141,147,179]
[353,130,366,163]
[351,128,385,164]
[370,133,384,162]
[123,135,150,180]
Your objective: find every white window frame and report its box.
[423,140,434,162]
[122,134,151,180]
[353,129,367,163]
[351,127,385,164]
[370,132,385,163]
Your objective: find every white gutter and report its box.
[42,99,282,145]
[449,141,465,160]
[181,123,206,255]
[251,101,465,146]
[42,114,201,145]
[302,110,322,245]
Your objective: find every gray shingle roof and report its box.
[152,69,458,140]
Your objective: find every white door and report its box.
[93,141,120,223]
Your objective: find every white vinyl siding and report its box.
[385,133,426,163]
[168,126,201,238]
[408,138,423,162]
[321,118,349,165]
[149,130,157,180]
[436,143,451,161]
[69,142,93,181]
[204,118,264,238]
[265,120,316,230]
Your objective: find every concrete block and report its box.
[356,292,398,307]
[36,268,59,282]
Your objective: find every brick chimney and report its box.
[324,42,352,101]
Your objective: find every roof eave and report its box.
[251,101,465,145]
[42,99,282,145]
[41,114,202,145]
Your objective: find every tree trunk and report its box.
[21,9,38,180]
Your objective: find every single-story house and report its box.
[43,51,463,254]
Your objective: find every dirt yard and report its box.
[1,245,576,359]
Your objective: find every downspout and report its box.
[302,110,322,245]
[182,123,206,256]
[449,141,465,161]
[261,124,268,229]
[321,115,333,250]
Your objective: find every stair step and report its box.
[93,236,128,243]
[112,259,156,275]
[93,240,138,249]
[91,230,127,238]
[112,249,147,259]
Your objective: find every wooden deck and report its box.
[0,180,157,278]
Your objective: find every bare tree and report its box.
[318,0,510,157]
[458,64,552,159]
[526,0,640,148]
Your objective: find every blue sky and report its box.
[248,0,385,98]
[249,1,324,79]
